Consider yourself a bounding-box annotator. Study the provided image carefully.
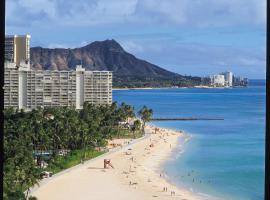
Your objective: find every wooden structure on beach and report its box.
[104,159,114,169]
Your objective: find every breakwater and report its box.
[151,118,224,121]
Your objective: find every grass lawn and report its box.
[47,149,104,174]
[42,129,143,175]
[114,129,143,139]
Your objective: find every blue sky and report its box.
[6,0,266,79]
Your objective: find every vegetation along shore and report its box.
[3,102,153,199]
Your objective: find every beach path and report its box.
[30,126,201,200]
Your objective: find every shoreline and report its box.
[112,86,246,90]
[30,125,203,200]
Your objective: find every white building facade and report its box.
[4,63,112,110]
[210,74,225,87]
[220,71,233,87]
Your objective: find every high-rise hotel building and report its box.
[4,35,112,110]
[220,71,233,87]
[5,35,31,66]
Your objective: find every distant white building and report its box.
[220,71,233,87]
[207,71,247,87]
[210,74,225,87]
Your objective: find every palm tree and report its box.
[80,122,89,162]
[120,102,135,121]
[132,119,141,138]
[138,106,153,134]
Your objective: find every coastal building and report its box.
[4,34,112,110]
[209,74,225,87]
[5,35,31,66]
[207,71,247,87]
[4,63,112,110]
[220,71,233,87]
[233,76,248,87]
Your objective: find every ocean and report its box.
[113,80,266,200]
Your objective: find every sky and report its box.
[5,0,266,79]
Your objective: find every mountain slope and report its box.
[30,39,201,87]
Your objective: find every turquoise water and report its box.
[113,80,265,200]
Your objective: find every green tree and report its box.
[138,106,153,133]
[3,101,150,199]
[132,119,141,138]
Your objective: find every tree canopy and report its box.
[138,106,153,133]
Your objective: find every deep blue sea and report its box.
[113,80,266,200]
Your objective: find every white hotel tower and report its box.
[220,71,233,87]
[4,35,112,110]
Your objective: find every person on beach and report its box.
[164,187,167,192]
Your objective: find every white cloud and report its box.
[47,43,70,48]
[134,0,188,24]
[238,57,265,66]
[117,38,266,78]
[6,0,266,28]
[18,0,56,18]
[120,40,145,53]
[5,0,266,78]
[47,40,94,49]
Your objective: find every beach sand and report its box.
[30,125,202,200]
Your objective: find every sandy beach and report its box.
[30,125,202,200]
